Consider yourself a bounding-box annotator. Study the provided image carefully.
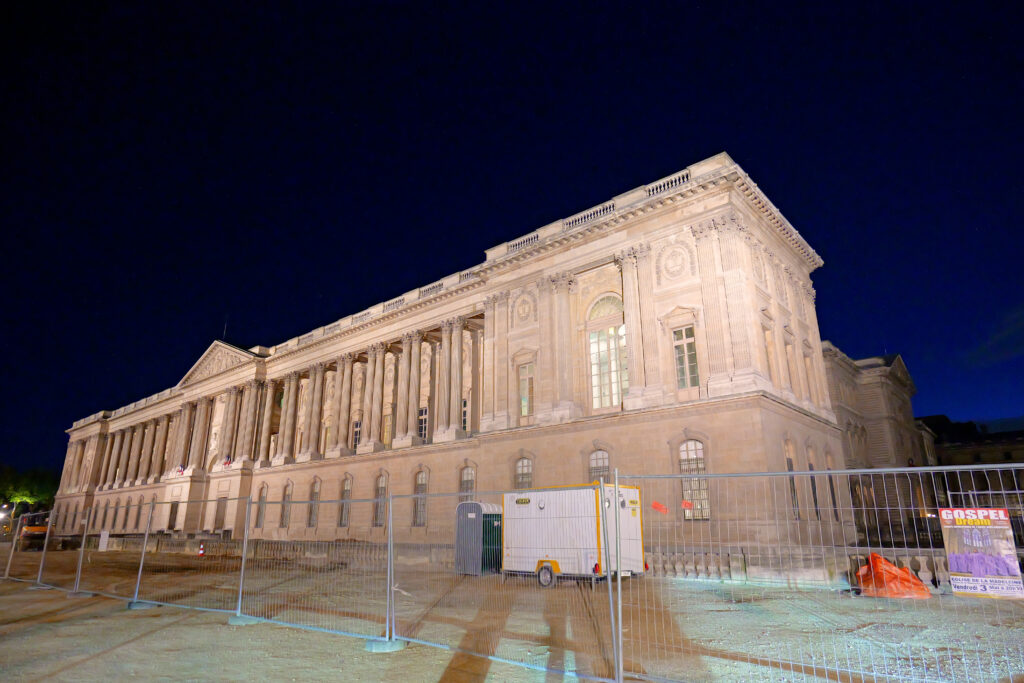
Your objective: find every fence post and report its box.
[614,469,624,683]
[236,496,252,617]
[4,515,22,579]
[35,509,55,587]
[386,491,395,641]
[130,499,156,606]
[598,478,620,679]
[71,507,91,596]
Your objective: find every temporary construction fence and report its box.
[4,464,1024,682]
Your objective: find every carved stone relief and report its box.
[181,344,249,386]
[511,289,538,329]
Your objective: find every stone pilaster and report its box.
[535,276,556,419]
[634,242,665,405]
[394,332,423,448]
[618,250,646,409]
[327,355,354,458]
[693,217,732,396]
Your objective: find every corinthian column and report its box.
[327,355,353,458]
[97,432,116,490]
[357,343,386,454]
[446,316,467,439]
[274,372,299,465]
[219,387,240,465]
[236,380,260,462]
[115,427,134,487]
[136,420,156,484]
[436,322,452,433]
[298,363,326,462]
[149,414,170,483]
[188,397,213,471]
[395,334,412,441]
[394,332,423,449]
[174,402,195,474]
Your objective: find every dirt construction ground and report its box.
[4,543,1024,682]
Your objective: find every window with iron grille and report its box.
[280,483,292,528]
[515,457,532,490]
[413,471,428,527]
[679,440,710,520]
[459,466,475,503]
[461,399,468,432]
[338,477,352,527]
[672,326,699,389]
[373,475,387,527]
[417,408,428,440]
[308,480,321,528]
[589,450,610,481]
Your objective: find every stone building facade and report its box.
[53,153,854,546]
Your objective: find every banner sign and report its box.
[939,508,1024,599]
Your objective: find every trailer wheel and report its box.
[537,565,556,588]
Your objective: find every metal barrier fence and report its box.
[5,464,1024,682]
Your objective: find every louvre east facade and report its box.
[54,152,898,546]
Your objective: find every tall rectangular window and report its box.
[417,408,428,440]
[307,481,320,528]
[413,471,428,527]
[461,399,468,432]
[373,476,387,527]
[280,486,292,528]
[827,469,839,521]
[459,467,475,503]
[515,458,532,490]
[351,420,361,449]
[167,501,178,531]
[518,363,534,417]
[382,414,393,448]
[679,440,710,520]
[254,490,266,529]
[589,326,628,409]
[673,326,699,389]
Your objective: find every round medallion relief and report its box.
[661,245,689,280]
[515,295,534,323]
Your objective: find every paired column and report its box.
[136,420,156,484]
[97,433,115,490]
[188,397,213,470]
[274,372,300,464]
[481,292,510,432]
[149,414,170,483]
[357,344,386,453]
[436,322,452,434]
[298,363,326,461]
[327,355,354,457]
[172,402,195,474]
[103,430,123,488]
[618,251,646,407]
[257,379,278,467]
[236,380,260,462]
[219,387,240,465]
[114,427,133,487]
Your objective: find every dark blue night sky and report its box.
[2,2,1022,472]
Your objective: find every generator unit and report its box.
[501,484,644,586]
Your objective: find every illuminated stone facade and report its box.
[54,153,856,544]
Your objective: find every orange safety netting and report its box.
[856,552,932,599]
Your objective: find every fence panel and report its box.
[617,466,1024,682]
[75,501,147,599]
[133,498,243,611]
[39,506,82,590]
[239,497,389,638]
[391,485,617,681]
[4,511,51,583]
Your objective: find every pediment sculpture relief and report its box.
[180,344,252,386]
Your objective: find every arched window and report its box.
[807,448,820,521]
[280,482,293,528]
[111,499,121,530]
[589,450,610,481]
[413,471,428,527]
[338,476,352,528]
[255,485,268,529]
[459,466,476,503]
[515,458,533,490]
[70,504,79,533]
[373,474,388,527]
[307,479,321,528]
[122,497,132,531]
[587,295,628,410]
[100,502,109,530]
[679,440,710,520]
[825,451,839,521]
[134,498,144,530]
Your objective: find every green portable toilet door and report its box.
[482,514,502,572]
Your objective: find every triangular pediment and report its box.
[179,341,255,387]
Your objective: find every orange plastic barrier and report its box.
[856,552,931,599]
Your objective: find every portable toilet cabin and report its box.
[455,501,502,575]
[502,483,644,586]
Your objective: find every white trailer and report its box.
[502,483,644,586]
